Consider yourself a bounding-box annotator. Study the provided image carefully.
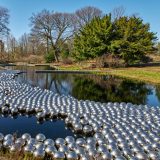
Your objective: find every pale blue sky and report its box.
[0,0,159,40]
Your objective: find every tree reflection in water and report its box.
[17,72,155,105]
[72,75,152,104]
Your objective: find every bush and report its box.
[62,58,73,64]
[13,55,44,64]
[44,52,55,63]
[96,54,125,68]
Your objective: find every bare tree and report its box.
[30,10,74,62]
[19,33,30,55]
[112,6,125,20]
[0,6,10,36]
[6,34,17,60]
[28,34,46,55]
[75,6,102,29]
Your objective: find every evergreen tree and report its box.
[111,16,156,64]
[73,14,156,65]
[73,14,114,60]
[157,42,160,54]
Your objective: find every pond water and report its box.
[3,66,160,106]
[1,65,160,139]
[4,65,160,106]
[0,115,75,140]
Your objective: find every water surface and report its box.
[4,65,160,106]
[1,65,160,138]
[0,115,75,139]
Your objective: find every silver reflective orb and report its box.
[55,138,65,147]
[4,134,14,141]
[66,151,78,160]
[45,145,57,155]
[83,125,93,134]
[10,143,21,152]
[58,145,69,153]
[22,133,31,141]
[3,139,13,148]
[76,138,86,147]
[33,149,45,158]
[54,151,65,160]
[24,144,35,153]
[44,139,55,146]
[36,133,46,142]
[65,136,75,144]
[15,138,26,146]
[135,152,148,160]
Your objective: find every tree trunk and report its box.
[46,37,49,54]
[55,50,59,62]
[50,38,59,62]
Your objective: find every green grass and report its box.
[56,64,160,84]
[104,68,160,84]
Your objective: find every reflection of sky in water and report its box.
[147,86,160,106]
[0,116,75,139]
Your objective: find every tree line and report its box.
[0,6,159,65]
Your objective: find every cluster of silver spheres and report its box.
[0,71,160,160]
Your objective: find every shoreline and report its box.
[1,62,160,85]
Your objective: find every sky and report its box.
[0,0,159,40]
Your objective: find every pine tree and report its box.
[73,14,114,60]
[111,16,156,64]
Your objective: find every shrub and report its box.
[96,54,125,68]
[62,58,73,64]
[44,52,55,63]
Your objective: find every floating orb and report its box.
[88,148,98,158]
[115,156,127,160]
[36,133,46,142]
[10,143,21,152]
[33,149,45,158]
[44,139,55,146]
[75,146,86,156]
[97,144,109,153]
[74,123,83,133]
[135,152,148,160]
[15,138,26,146]
[27,138,37,145]
[129,157,139,160]
[54,151,65,160]
[58,145,69,153]
[76,138,86,147]
[4,134,14,141]
[3,139,14,148]
[65,136,75,144]
[24,144,35,153]
[55,138,65,147]
[35,142,45,150]
[81,156,90,160]
[22,133,31,141]
[148,151,159,160]
[45,145,57,155]
[67,142,77,150]
[66,151,78,160]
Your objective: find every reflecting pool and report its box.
[5,65,160,106]
[0,115,75,140]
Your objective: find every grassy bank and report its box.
[2,62,160,84]
[57,64,160,84]
[100,67,160,84]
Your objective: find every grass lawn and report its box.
[103,67,160,84]
[57,64,160,84]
